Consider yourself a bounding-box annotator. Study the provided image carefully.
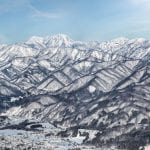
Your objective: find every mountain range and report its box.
[0,34,150,150]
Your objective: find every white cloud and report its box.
[0,0,29,14]
[0,0,62,19]
[29,4,61,19]
[32,11,61,19]
[32,9,61,19]
[129,0,150,15]
[130,0,150,5]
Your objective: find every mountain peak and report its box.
[44,34,73,47]
[133,38,147,43]
[111,37,129,44]
[27,36,44,44]
[47,34,72,39]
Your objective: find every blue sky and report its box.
[0,0,150,44]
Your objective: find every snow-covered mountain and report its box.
[0,34,150,149]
